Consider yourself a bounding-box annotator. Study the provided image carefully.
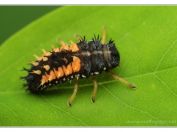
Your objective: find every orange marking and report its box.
[34,55,43,61]
[60,42,69,50]
[62,64,73,76]
[31,70,41,75]
[48,70,56,81]
[44,73,50,81]
[42,57,48,61]
[34,54,49,62]
[44,52,52,56]
[53,48,60,52]
[42,49,52,56]
[31,61,39,66]
[41,75,48,85]
[34,50,51,63]
[54,67,64,78]
[43,65,50,71]
[71,56,81,73]
[70,43,79,52]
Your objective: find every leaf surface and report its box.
[0,6,177,126]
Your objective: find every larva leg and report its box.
[101,26,106,44]
[91,77,98,103]
[67,80,79,107]
[109,71,136,88]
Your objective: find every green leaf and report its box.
[0,6,177,126]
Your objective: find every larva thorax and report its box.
[76,36,120,77]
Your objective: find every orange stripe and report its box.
[69,43,79,52]
[41,74,48,85]
[71,56,81,73]
[62,64,73,76]
[54,67,64,78]
[48,70,56,81]
[60,42,69,50]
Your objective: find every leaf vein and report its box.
[154,73,177,98]
[154,38,177,71]
[40,95,88,126]
[102,85,159,120]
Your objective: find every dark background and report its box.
[0,6,59,45]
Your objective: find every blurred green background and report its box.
[0,6,58,45]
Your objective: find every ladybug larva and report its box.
[22,31,136,106]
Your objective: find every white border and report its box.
[0,0,177,5]
[0,0,177,131]
[1,128,177,132]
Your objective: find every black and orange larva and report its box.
[22,33,136,106]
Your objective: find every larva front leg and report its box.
[91,77,98,103]
[109,71,136,89]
